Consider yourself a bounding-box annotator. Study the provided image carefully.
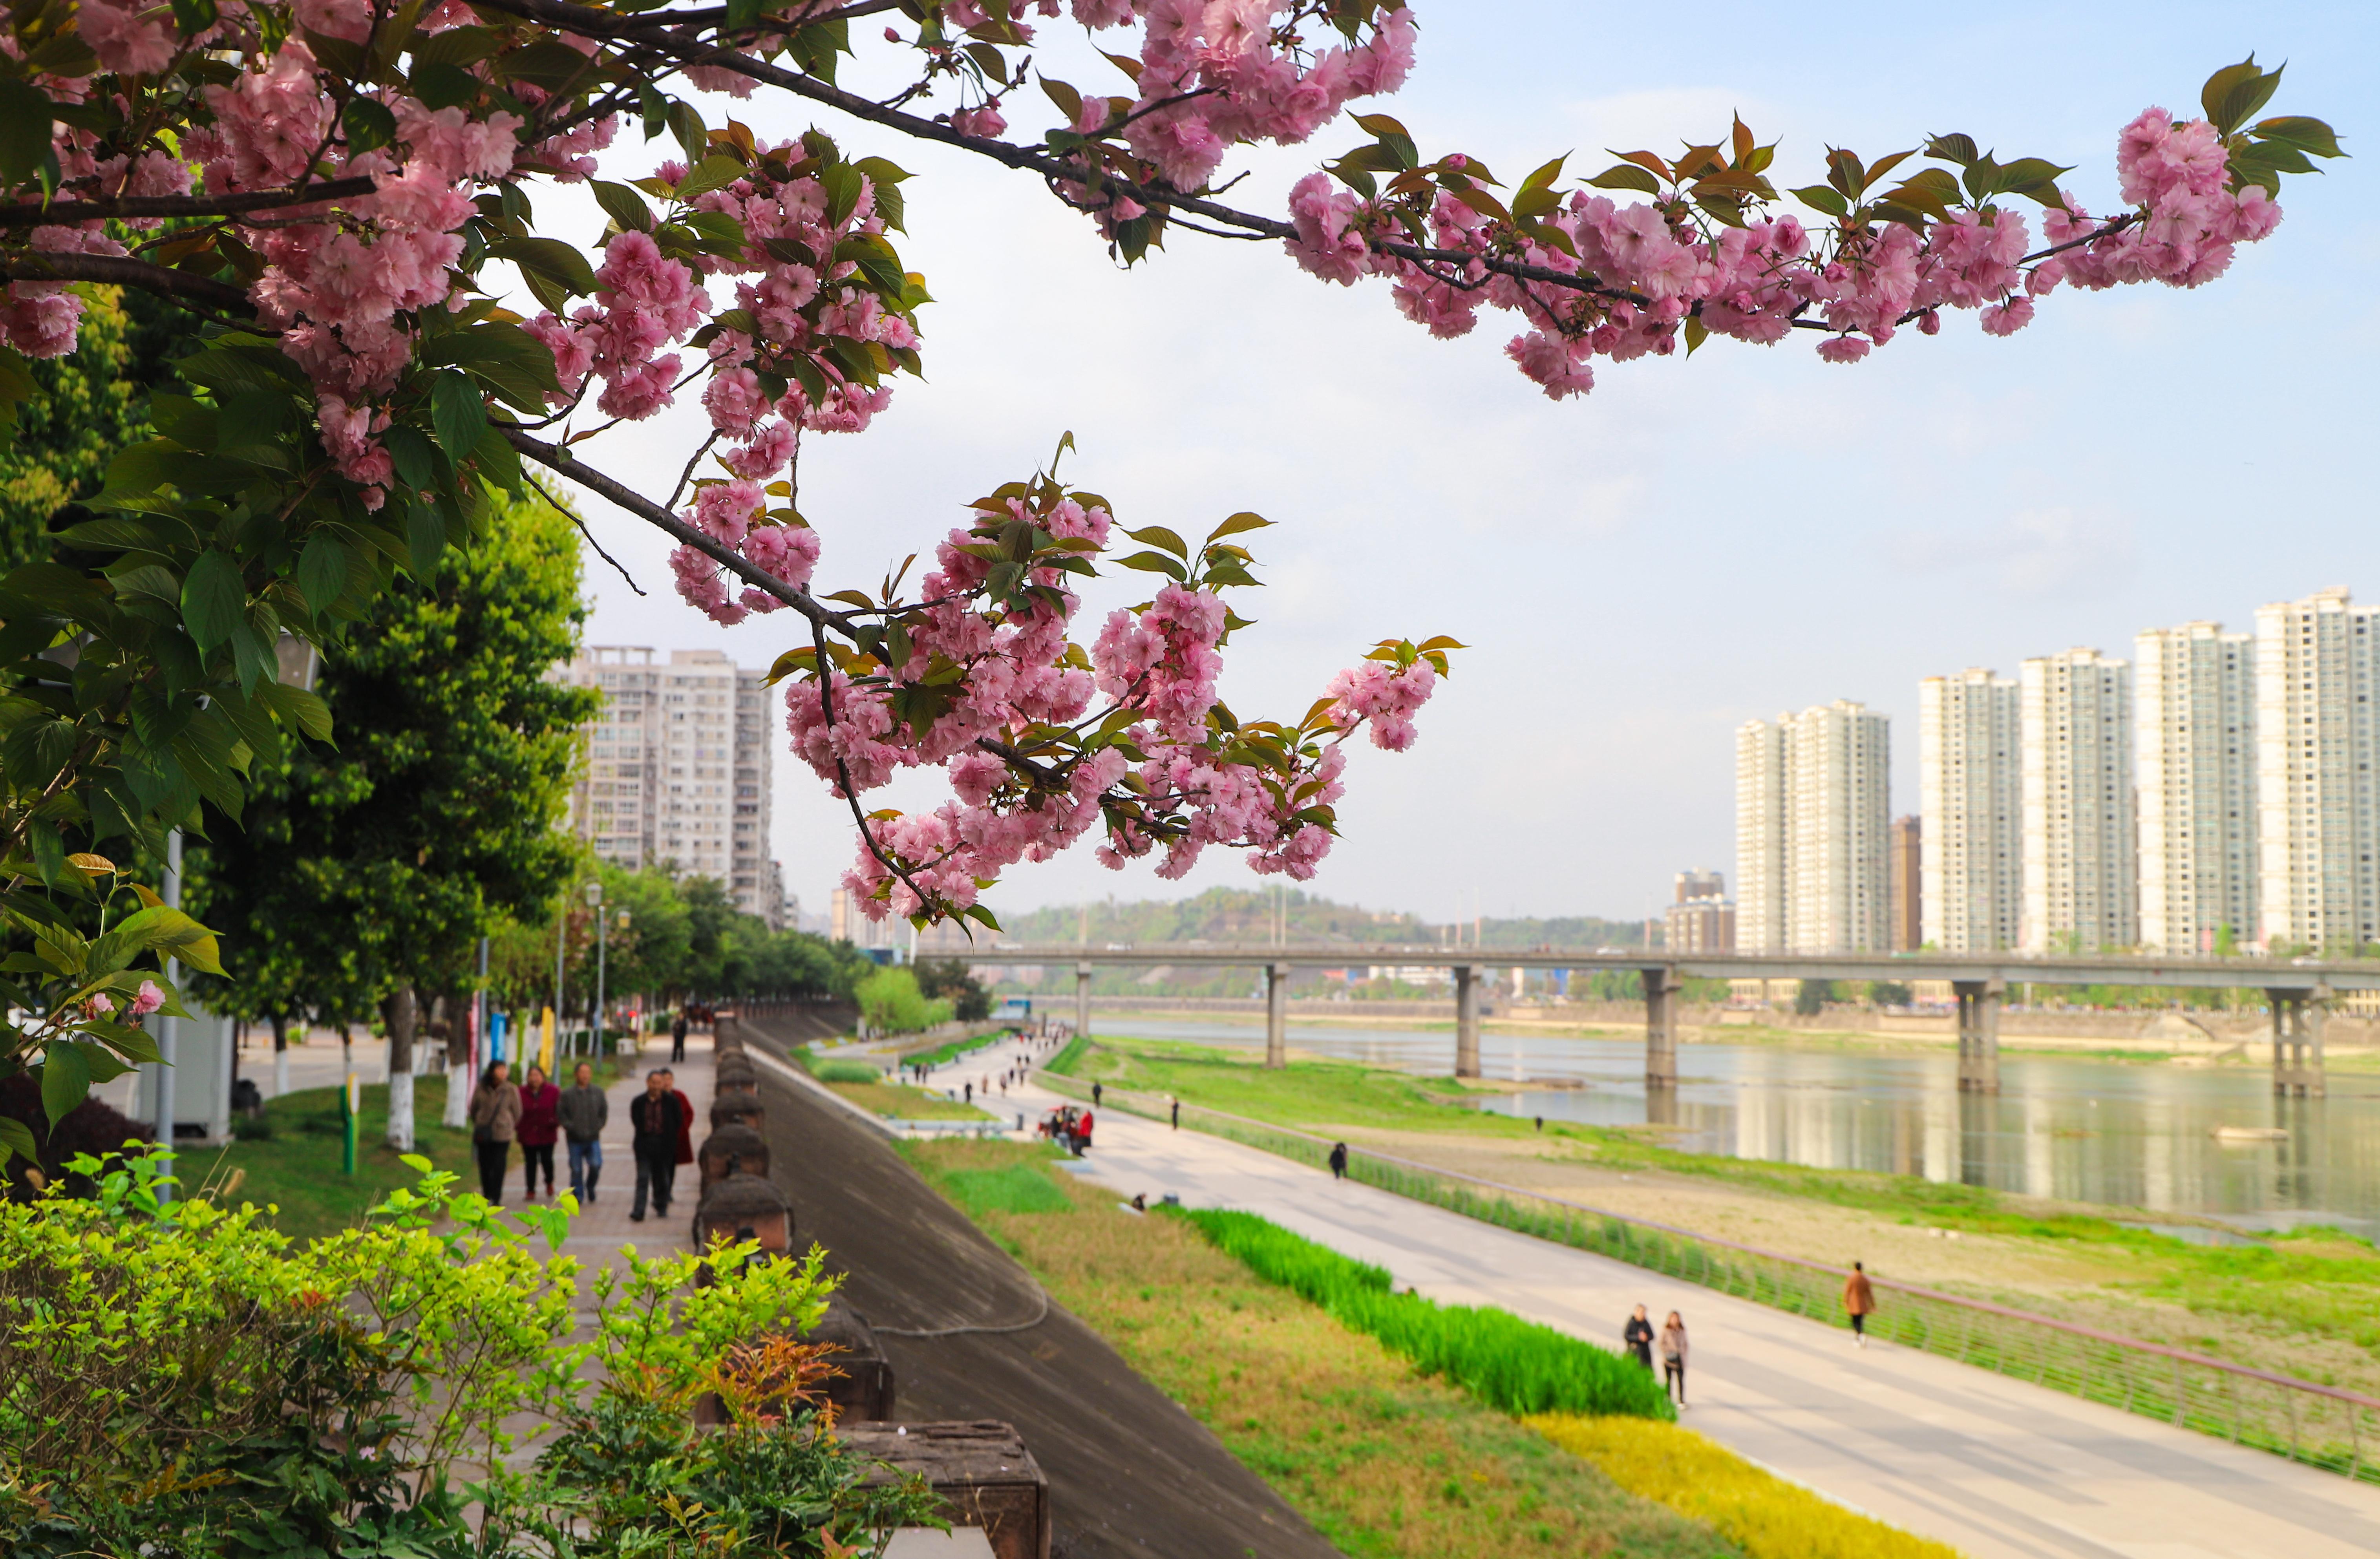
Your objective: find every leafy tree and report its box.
[1868,981,1914,1009]
[186,493,597,1146]
[916,958,993,1023]
[1794,979,1835,1016]
[855,967,945,1036]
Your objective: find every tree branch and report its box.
[2,252,255,315]
[0,176,380,228]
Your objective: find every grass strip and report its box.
[904,1138,1741,1559]
[1180,1207,1674,1420]
[188,1077,475,1244]
[1528,1414,1961,1559]
[1046,1034,1089,1076]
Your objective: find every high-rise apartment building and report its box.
[2021,648,2136,951]
[2135,621,2258,954]
[1918,669,2021,952]
[2254,588,2380,951]
[1736,702,1890,954]
[1665,869,1735,952]
[561,647,783,926]
[1887,815,1921,952]
[1734,720,1787,953]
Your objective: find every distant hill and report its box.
[993,887,1649,950]
[980,888,1653,998]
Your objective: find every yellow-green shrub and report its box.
[1527,1413,1963,1559]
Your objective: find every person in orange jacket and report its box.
[1843,1260,1877,1347]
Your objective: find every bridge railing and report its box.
[1040,1073,2380,1485]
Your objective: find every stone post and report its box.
[1453,965,1480,1078]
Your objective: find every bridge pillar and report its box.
[2267,987,2327,1097]
[1454,965,1480,1078]
[1074,962,1092,1042]
[1265,963,1288,1070]
[1952,978,2002,1094]
[1641,966,1680,1090]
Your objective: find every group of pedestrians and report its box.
[463,1056,692,1215]
[1618,1260,1881,1409]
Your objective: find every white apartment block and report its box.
[2021,648,2136,951]
[1736,702,1890,954]
[1786,701,1892,953]
[1918,669,2021,952]
[2135,621,2258,954]
[561,647,782,927]
[2254,588,2380,951]
[1734,719,1787,953]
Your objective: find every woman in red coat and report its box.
[516,1063,561,1202]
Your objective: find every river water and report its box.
[1097,1017,2380,1232]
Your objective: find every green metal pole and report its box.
[342,1071,358,1175]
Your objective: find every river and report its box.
[1095,1017,2380,1234]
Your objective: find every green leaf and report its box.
[1122,524,1188,558]
[260,678,334,742]
[1207,512,1272,542]
[2201,58,2280,137]
[180,550,245,652]
[0,80,53,190]
[1587,163,1663,196]
[411,60,481,111]
[675,154,749,201]
[429,371,488,462]
[1113,550,1188,581]
[2250,116,2344,159]
[486,236,598,296]
[591,179,656,234]
[40,1042,90,1131]
[0,1114,35,1166]
[342,97,398,153]
[1790,184,1849,217]
[407,499,447,578]
[501,40,599,92]
[1923,132,1981,166]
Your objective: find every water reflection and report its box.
[1101,1017,2380,1228]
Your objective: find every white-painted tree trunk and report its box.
[385,986,418,1152]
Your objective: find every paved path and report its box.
[968,1036,2380,1559]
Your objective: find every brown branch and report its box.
[2,252,254,314]
[0,177,380,228]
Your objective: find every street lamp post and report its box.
[585,879,605,1059]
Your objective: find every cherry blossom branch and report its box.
[0,177,380,227]
[525,474,647,596]
[2,252,258,318]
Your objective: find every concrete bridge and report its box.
[945,945,2380,1097]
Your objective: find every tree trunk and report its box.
[440,989,472,1129]
[385,985,417,1152]
[271,1013,289,1098]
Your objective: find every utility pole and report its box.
[554,895,568,1059]
[587,879,607,1059]
[153,830,182,1204]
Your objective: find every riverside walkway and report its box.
[958,1036,2380,1559]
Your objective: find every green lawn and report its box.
[1055,1035,2380,1375]
[824,1077,996,1121]
[184,1076,476,1244]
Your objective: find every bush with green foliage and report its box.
[0,1148,938,1556]
[856,968,949,1036]
[1181,1208,1674,1421]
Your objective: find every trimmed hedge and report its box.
[1180,1208,1674,1421]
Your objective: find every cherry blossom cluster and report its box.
[774,481,1447,922]
[1283,104,2301,400]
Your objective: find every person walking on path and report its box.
[1624,1304,1656,1371]
[1170,1098,1180,1130]
[670,1012,689,1064]
[559,1060,609,1204]
[1328,1141,1349,1180]
[1659,1312,1689,1405]
[467,1061,521,1206]
[662,1068,695,1172]
[1075,1109,1094,1155]
[1843,1260,1878,1347]
[629,1069,685,1222]
[1092,1080,1103,1106]
[517,1064,560,1202]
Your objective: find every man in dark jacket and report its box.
[629,1069,685,1221]
[559,1061,609,1204]
[670,1012,688,1063]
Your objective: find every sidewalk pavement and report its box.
[996,1049,2380,1559]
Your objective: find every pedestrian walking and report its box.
[629,1069,684,1222]
[467,1061,521,1205]
[1171,1098,1180,1130]
[669,1011,689,1063]
[1092,1081,1103,1106]
[517,1064,559,1202]
[1076,1108,1093,1155]
[662,1067,695,1173]
[964,1080,973,1104]
[1623,1304,1655,1371]
[1328,1141,1349,1180]
[560,1060,609,1204]
[1843,1260,1877,1347]
[1659,1312,1689,1405]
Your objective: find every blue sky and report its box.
[567,2,2379,927]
